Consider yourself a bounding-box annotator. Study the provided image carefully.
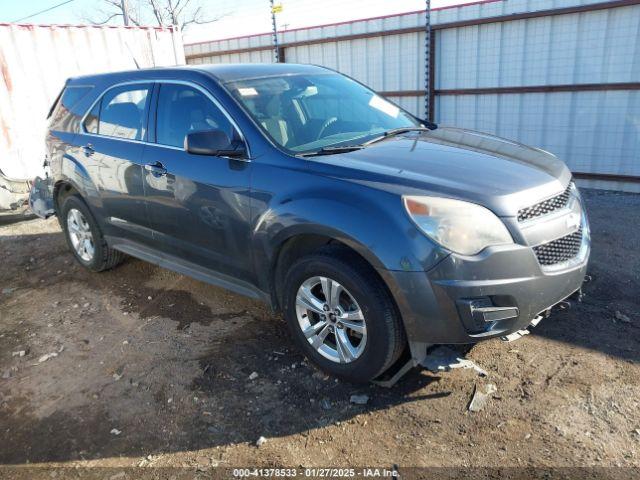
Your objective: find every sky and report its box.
[0,0,470,43]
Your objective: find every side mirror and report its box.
[184,130,247,158]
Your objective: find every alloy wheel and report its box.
[66,208,95,262]
[295,276,367,363]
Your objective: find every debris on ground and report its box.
[350,394,369,405]
[37,352,58,363]
[256,436,267,447]
[1,191,639,468]
[468,383,498,412]
[249,371,259,380]
[421,346,488,377]
[320,398,332,410]
[2,287,16,294]
[110,428,122,436]
[11,351,26,357]
[614,311,632,323]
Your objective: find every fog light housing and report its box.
[457,297,519,334]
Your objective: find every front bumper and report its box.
[378,233,589,346]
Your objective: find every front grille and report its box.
[533,227,583,266]
[518,182,573,222]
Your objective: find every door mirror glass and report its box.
[185,129,246,158]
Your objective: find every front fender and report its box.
[251,191,448,294]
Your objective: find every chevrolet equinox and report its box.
[30,64,590,383]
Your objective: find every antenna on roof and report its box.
[125,41,141,69]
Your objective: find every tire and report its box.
[283,245,406,383]
[60,195,125,272]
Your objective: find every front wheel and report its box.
[283,246,406,383]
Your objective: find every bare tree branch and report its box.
[84,0,225,30]
[91,12,123,25]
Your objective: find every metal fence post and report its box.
[270,0,280,63]
[424,0,431,120]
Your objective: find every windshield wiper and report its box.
[363,125,435,147]
[298,120,438,157]
[298,145,365,157]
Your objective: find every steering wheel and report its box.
[316,117,338,140]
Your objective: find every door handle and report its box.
[82,143,94,157]
[144,162,167,176]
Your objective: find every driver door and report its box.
[141,82,253,283]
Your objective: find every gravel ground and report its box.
[0,189,639,477]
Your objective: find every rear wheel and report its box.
[283,246,405,383]
[60,195,125,272]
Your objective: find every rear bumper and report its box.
[379,237,589,346]
[28,176,55,218]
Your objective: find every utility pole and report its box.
[121,0,130,26]
[424,0,431,121]
[269,0,280,63]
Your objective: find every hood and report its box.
[308,127,572,217]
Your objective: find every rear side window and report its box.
[83,84,151,141]
[155,83,234,148]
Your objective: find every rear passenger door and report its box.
[141,82,253,283]
[78,83,154,244]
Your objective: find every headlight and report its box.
[403,196,513,255]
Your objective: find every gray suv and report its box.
[30,64,590,383]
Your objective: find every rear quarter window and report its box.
[48,86,93,132]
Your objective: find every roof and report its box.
[67,63,331,85]
[193,63,330,82]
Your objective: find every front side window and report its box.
[155,83,234,149]
[225,73,419,154]
[83,84,151,140]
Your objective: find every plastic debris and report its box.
[468,383,497,412]
[420,346,487,377]
[38,352,58,363]
[110,428,122,435]
[350,394,369,405]
[256,436,267,447]
[248,371,259,380]
[615,311,632,323]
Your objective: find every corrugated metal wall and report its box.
[185,0,640,192]
[435,1,640,192]
[0,24,185,180]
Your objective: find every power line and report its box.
[12,0,75,23]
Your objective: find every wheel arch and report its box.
[268,227,395,315]
[52,153,103,214]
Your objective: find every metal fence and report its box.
[185,0,640,192]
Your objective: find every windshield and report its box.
[225,73,420,154]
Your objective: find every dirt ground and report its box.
[0,189,639,476]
